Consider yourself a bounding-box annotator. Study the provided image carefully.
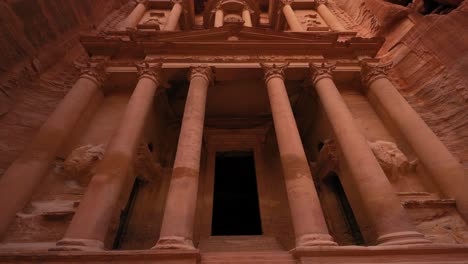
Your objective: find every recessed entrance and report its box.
[211,151,262,236]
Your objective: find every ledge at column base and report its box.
[49,238,104,252]
[152,236,195,250]
[377,231,431,246]
[296,234,338,247]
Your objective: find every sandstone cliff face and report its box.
[0,0,130,175]
[334,0,468,167]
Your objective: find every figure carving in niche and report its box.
[62,144,105,186]
[368,140,417,181]
[141,12,165,30]
[224,13,244,24]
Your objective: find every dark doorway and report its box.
[324,173,365,245]
[211,151,262,236]
[112,178,143,249]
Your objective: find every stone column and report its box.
[154,66,213,250]
[281,0,305,32]
[310,62,430,246]
[0,62,106,239]
[361,62,468,221]
[53,63,162,251]
[162,0,184,31]
[261,63,336,248]
[117,0,148,30]
[315,0,346,32]
[242,7,253,27]
[214,8,224,28]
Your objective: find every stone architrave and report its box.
[0,61,107,239]
[154,66,213,250]
[261,63,337,248]
[310,62,429,246]
[53,62,163,251]
[361,61,468,221]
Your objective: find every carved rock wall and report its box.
[0,0,130,175]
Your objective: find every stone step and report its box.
[201,251,297,264]
[198,236,285,252]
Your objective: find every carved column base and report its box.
[50,238,104,251]
[153,236,195,250]
[296,234,338,247]
[377,231,431,246]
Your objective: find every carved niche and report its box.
[368,140,417,181]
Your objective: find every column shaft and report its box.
[362,63,468,220]
[311,63,429,246]
[242,9,253,27]
[316,3,346,31]
[0,66,105,239]
[54,63,161,251]
[282,4,304,32]
[163,1,183,31]
[154,66,212,250]
[262,64,336,248]
[214,9,224,28]
[118,0,147,30]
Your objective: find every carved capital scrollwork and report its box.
[309,62,336,86]
[260,63,289,83]
[360,62,392,88]
[189,65,214,83]
[74,60,108,87]
[281,0,294,6]
[136,62,163,85]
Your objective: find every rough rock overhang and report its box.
[80,25,384,59]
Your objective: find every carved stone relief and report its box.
[368,140,417,181]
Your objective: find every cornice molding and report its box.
[361,61,392,88]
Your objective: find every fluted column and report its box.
[117,0,148,30]
[214,8,224,28]
[0,62,106,239]
[163,0,183,31]
[261,63,336,248]
[281,0,305,32]
[315,0,346,32]
[154,66,213,250]
[242,7,253,27]
[53,63,162,251]
[310,62,430,246]
[361,62,468,221]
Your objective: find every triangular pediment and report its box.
[132,25,339,44]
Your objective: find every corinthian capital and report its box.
[74,60,108,87]
[189,65,214,83]
[136,0,149,7]
[260,63,289,83]
[280,0,294,7]
[136,62,163,85]
[309,62,335,86]
[360,62,392,87]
